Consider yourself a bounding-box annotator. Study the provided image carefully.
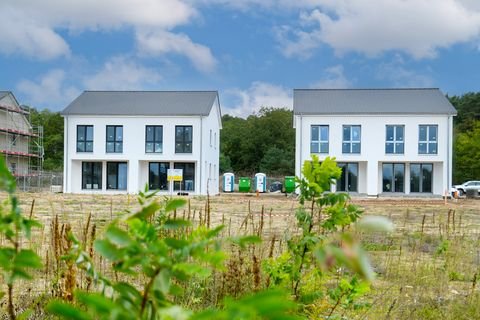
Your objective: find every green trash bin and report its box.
[239,177,251,193]
[284,176,295,193]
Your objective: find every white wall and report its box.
[64,109,221,195]
[295,114,451,196]
[201,97,221,195]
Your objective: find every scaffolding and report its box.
[0,100,44,191]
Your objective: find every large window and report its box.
[107,162,127,190]
[175,126,193,153]
[410,163,433,193]
[385,125,404,154]
[173,162,195,191]
[106,125,123,153]
[149,162,169,191]
[342,125,361,154]
[311,125,329,153]
[337,163,358,192]
[145,126,163,153]
[418,125,438,154]
[382,163,405,192]
[82,162,102,190]
[77,125,93,152]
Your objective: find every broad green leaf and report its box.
[163,219,192,230]
[231,235,262,248]
[76,291,117,315]
[14,249,43,269]
[165,198,187,213]
[106,225,133,247]
[46,300,91,320]
[127,201,161,220]
[94,239,123,261]
[153,269,171,295]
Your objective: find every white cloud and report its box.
[0,0,198,60]
[375,56,435,87]
[277,0,480,59]
[84,56,162,90]
[311,65,351,88]
[136,30,217,73]
[17,70,80,108]
[224,82,292,117]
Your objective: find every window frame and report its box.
[311,125,329,154]
[418,125,438,155]
[173,162,195,191]
[342,125,361,154]
[77,125,94,152]
[145,125,163,153]
[148,162,170,191]
[410,163,433,193]
[175,125,193,154]
[106,162,128,190]
[81,162,102,190]
[382,163,405,193]
[385,125,405,154]
[337,162,359,192]
[106,125,123,153]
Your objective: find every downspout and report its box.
[199,117,203,195]
[447,115,452,190]
[298,114,303,179]
[64,116,68,193]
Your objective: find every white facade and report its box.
[295,114,454,197]
[63,96,221,195]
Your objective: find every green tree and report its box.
[29,108,64,171]
[453,121,480,183]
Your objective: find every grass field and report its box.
[2,192,480,319]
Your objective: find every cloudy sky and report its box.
[2,0,480,116]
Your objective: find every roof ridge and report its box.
[294,88,439,91]
[83,90,218,93]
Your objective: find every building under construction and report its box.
[0,91,44,191]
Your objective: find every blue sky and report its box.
[1,0,480,116]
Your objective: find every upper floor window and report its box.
[77,125,93,152]
[342,125,361,154]
[145,125,163,153]
[418,125,437,154]
[385,125,404,154]
[175,125,192,153]
[311,125,329,154]
[106,125,123,153]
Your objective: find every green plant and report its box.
[0,157,43,320]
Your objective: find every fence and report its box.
[15,171,63,192]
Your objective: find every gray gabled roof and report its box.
[293,88,457,115]
[62,91,219,116]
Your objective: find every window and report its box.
[385,125,404,154]
[11,134,17,146]
[410,163,433,193]
[342,125,361,154]
[175,126,192,153]
[418,125,438,154]
[77,125,93,152]
[106,126,123,153]
[311,125,329,153]
[382,163,405,192]
[174,162,195,191]
[145,126,163,153]
[149,162,169,191]
[337,163,358,192]
[210,129,212,147]
[107,162,127,190]
[10,163,16,175]
[82,162,102,190]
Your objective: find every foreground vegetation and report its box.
[1,158,480,319]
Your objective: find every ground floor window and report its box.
[82,162,102,190]
[107,162,127,190]
[410,163,433,193]
[149,162,169,191]
[174,162,195,191]
[337,163,358,192]
[382,163,405,192]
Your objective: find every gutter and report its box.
[200,117,203,194]
[64,117,68,193]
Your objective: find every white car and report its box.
[453,181,480,196]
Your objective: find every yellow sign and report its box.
[167,169,183,182]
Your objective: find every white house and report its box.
[62,91,222,195]
[293,88,457,197]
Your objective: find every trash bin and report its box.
[254,173,267,193]
[239,177,251,193]
[284,176,295,193]
[223,173,234,192]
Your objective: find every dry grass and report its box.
[1,192,479,319]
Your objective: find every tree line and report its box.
[28,92,480,184]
